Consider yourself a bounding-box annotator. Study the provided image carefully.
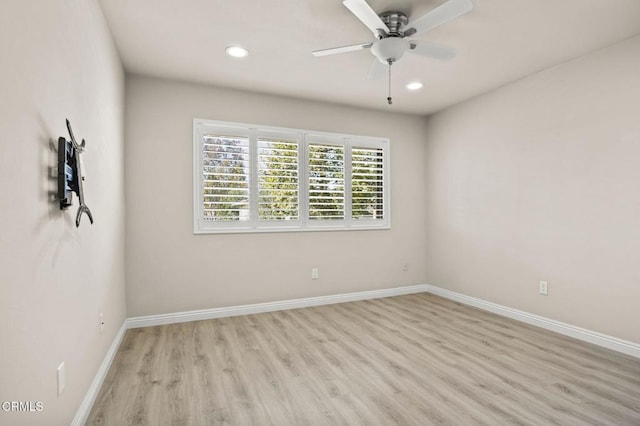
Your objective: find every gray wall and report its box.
[423,35,640,343]
[124,75,429,317]
[0,1,126,424]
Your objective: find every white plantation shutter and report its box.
[258,137,299,221]
[194,119,389,233]
[351,146,385,220]
[308,143,345,220]
[202,135,250,221]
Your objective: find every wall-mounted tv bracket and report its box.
[58,119,93,227]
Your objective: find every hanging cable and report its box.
[387,60,393,105]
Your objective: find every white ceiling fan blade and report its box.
[367,58,387,80]
[312,42,372,57]
[343,0,390,37]
[405,0,473,37]
[409,41,456,61]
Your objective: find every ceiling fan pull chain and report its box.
[387,60,393,105]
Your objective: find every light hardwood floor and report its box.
[87,293,640,425]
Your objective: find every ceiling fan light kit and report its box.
[371,37,410,64]
[312,0,474,105]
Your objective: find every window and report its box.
[194,119,389,233]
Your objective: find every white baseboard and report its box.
[423,284,640,359]
[71,321,128,426]
[127,284,427,328]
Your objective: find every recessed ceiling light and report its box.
[225,46,249,58]
[406,81,423,91]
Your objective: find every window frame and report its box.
[193,118,390,234]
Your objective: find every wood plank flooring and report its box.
[87,293,640,425]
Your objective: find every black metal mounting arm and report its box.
[57,119,93,227]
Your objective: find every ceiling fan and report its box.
[312,0,473,104]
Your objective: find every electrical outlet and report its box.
[57,362,65,396]
[403,263,409,272]
[99,312,104,334]
[539,281,548,295]
[311,268,319,280]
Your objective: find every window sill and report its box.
[193,223,391,235]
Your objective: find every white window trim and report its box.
[193,118,390,234]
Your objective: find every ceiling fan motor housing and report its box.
[379,11,409,36]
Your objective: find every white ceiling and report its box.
[98,0,640,115]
